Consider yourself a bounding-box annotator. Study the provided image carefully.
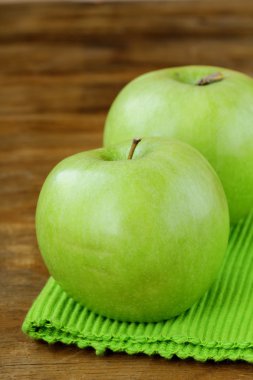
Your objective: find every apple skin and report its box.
[36,138,229,323]
[103,66,253,224]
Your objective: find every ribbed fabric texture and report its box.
[22,211,253,362]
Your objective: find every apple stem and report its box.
[197,72,224,86]
[128,138,142,160]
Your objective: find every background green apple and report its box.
[36,138,229,323]
[103,66,253,224]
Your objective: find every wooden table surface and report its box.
[1,1,253,378]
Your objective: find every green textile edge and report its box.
[22,211,253,362]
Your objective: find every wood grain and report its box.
[1,1,253,379]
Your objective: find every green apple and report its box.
[36,138,229,323]
[104,66,253,224]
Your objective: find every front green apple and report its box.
[103,66,253,224]
[36,138,229,323]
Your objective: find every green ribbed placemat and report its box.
[22,211,253,362]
